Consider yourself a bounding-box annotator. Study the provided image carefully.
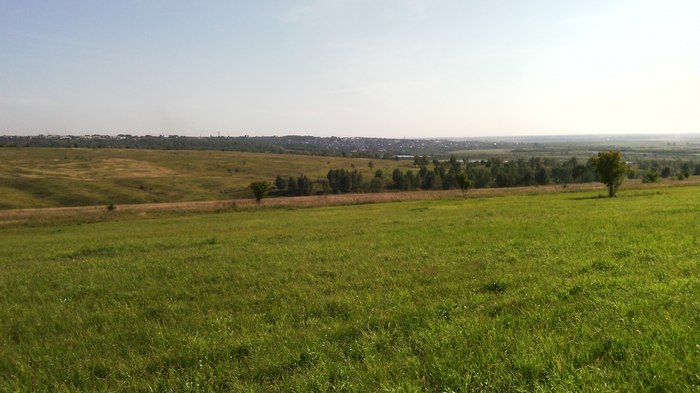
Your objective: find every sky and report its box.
[1,0,699,138]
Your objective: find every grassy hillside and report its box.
[0,147,415,209]
[1,186,698,391]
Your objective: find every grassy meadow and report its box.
[0,147,415,209]
[1,185,699,391]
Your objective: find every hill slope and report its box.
[0,147,415,209]
[1,186,698,390]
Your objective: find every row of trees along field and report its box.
[266,154,699,198]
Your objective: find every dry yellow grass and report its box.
[13,158,176,180]
[0,147,418,208]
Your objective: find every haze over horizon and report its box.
[2,1,699,138]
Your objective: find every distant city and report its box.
[2,133,699,160]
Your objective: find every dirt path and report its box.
[1,179,697,228]
[0,183,595,217]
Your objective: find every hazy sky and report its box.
[1,1,699,138]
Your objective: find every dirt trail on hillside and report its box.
[0,183,593,216]
[1,179,697,227]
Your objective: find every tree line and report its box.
[635,159,699,182]
[251,153,698,201]
[272,155,605,196]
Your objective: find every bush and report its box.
[248,181,270,203]
[642,170,660,183]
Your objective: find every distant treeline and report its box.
[0,134,501,158]
[272,155,700,196]
[635,159,699,180]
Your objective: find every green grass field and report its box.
[1,185,698,391]
[0,147,415,209]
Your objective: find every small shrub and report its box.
[106,203,116,211]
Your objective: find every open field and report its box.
[0,147,416,209]
[3,146,699,211]
[1,185,698,391]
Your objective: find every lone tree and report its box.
[456,172,472,196]
[590,151,627,197]
[249,181,270,203]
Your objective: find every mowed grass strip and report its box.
[0,186,698,391]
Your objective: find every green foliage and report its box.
[0,186,698,390]
[661,167,672,178]
[278,175,313,196]
[368,177,384,193]
[535,167,549,185]
[327,169,363,193]
[455,172,472,195]
[642,169,660,183]
[681,162,691,178]
[274,175,287,190]
[590,151,628,197]
[248,181,269,203]
[636,159,696,180]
